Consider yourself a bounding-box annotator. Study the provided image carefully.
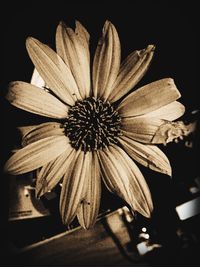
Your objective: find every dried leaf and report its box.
[152,121,191,144]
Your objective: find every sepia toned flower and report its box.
[5,21,187,229]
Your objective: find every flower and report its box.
[5,21,186,229]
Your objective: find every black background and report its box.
[1,1,199,265]
[1,1,198,107]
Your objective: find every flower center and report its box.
[64,97,121,152]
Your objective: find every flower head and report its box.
[5,21,186,229]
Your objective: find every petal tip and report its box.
[167,77,174,84]
[144,211,152,218]
[60,213,73,226]
[79,218,96,230]
[35,186,45,199]
[58,20,67,28]
[26,37,39,52]
[104,20,111,25]
[4,157,16,175]
[134,206,152,218]
[26,36,36,45]
[143,203,153,218]
[103,20,112,32]
[168,168,172,177]
[147,44,156,52]
[75,20,81,27]
[35,191,42,199]
[25,36,32,47]
[3,163,17,176]
[3,163,9,174]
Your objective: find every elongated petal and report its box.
[60,151,89,225]
[118,78,181,117]
[119,135,172,176]
[77,152,101,229]
[121,117,165,143]
[36,147,75,198]
[75,21,90,59]
[18,125,37,137]
[98,145,153,218]
[137,101,185,121]
[31,68,45,88]
[6,81,68,119]
[92,21,121,99]
[4,136,69,175]
[21,122,65,146]
[56,21,91,98]
[109,45,155,102]
[26,37,80,105]
[18,123,64,141]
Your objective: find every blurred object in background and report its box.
[8,173,51,221]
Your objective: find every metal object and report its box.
[8,173,50,221]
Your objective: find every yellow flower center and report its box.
[64,97,121,151]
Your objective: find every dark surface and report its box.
[1,1,199,266]
[6,208,200,267]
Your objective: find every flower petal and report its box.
[4,136,69,175]
[36,147,75,198]
[18,125,38,137]
[75,20,90,57]
[56,21,91,99]
[98,145,153,218]
[92,21,121,99]
[21,122,65,146]
[137,101,185,121]
[118,78,181,117]
[119,135,172,176]
[60,150,89,225]
[30,68,45,88]
[26,37,80,105]
[121,117,164,143]
[6,81,68,119]
[77,152,101,229]
[109,45,155,102]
